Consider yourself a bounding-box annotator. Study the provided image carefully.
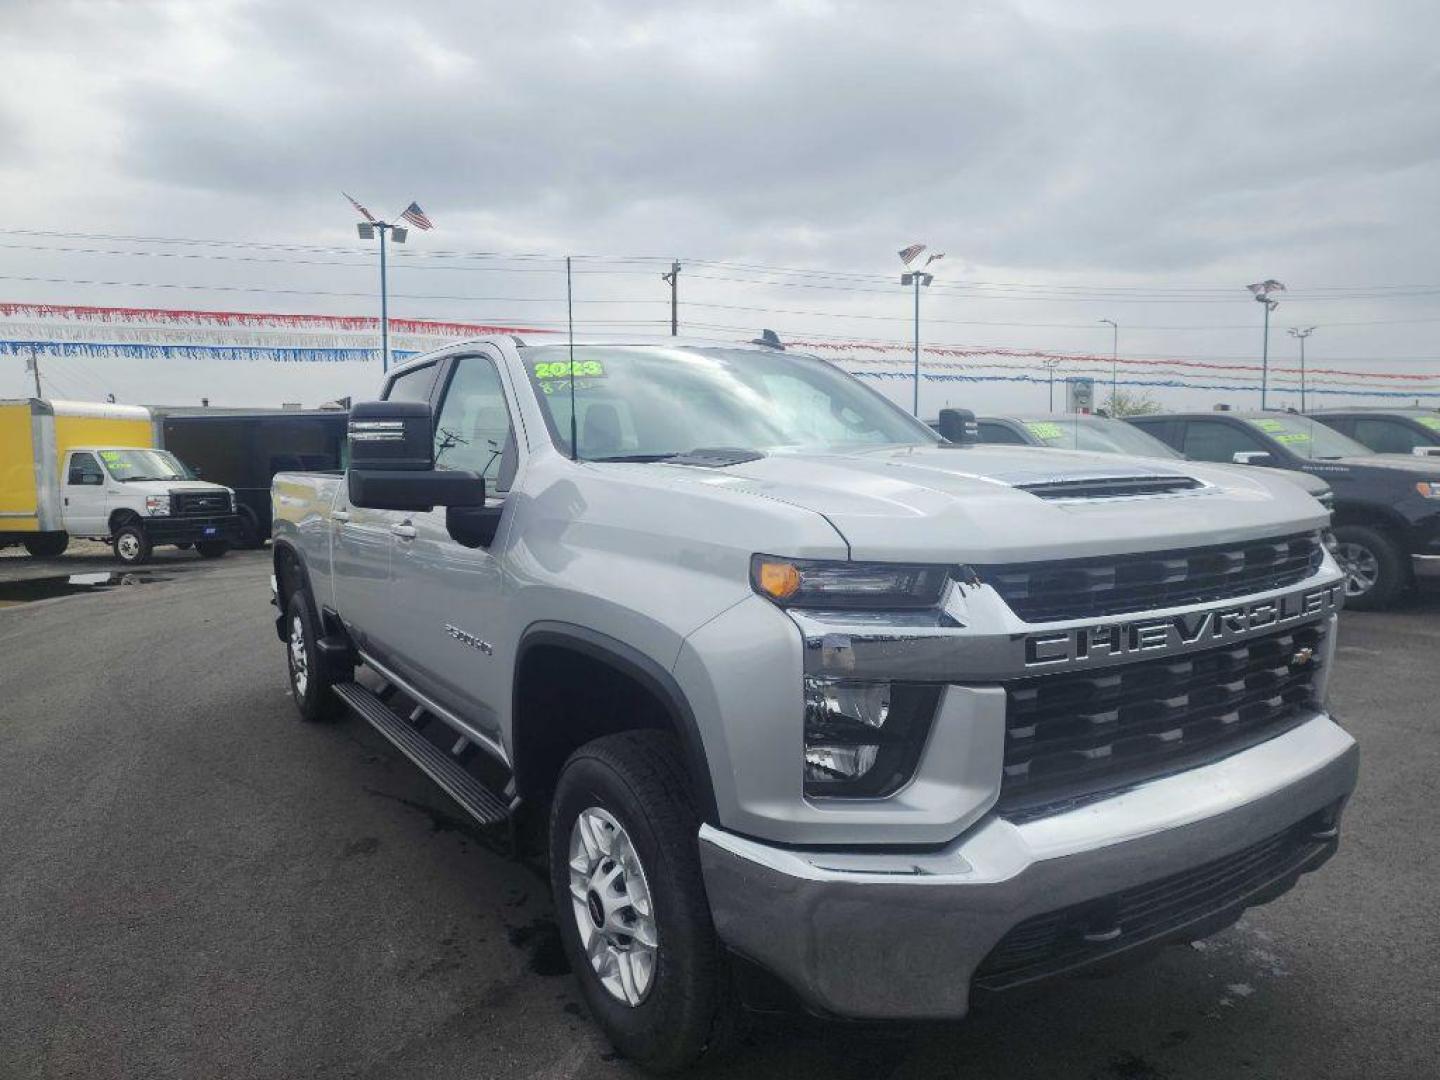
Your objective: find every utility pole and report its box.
[1043,358,1062,412]
[661,261,680,336]
[1288,326,1316,412]
[1099,318,1118,408]
[1246,280,1286,409]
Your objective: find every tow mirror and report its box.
[937,408,978,445]
[347,401,486,512]
[1232,451,1275,466]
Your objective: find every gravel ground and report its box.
[1,548,1436,1080]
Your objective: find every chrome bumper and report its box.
[1412,554,1440,579]
[699,714,1358,1020]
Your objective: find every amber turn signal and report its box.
[754,559,803,600]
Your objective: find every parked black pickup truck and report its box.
[1309,408,1440,457]
[1128,411,1440,609]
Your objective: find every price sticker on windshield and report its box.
[1024,421,1066,441]
[1419,416,1440,433]
[97,450,135,472]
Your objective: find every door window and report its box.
[432,356,517,490]
[384,361,441,405]
[1352,418,1425,454]
[67,452,104,486]
[1181,421,1270,462]
[978,421,1028,445]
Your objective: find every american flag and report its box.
[343,192,376,223]
[898,243,926,266]
[401,201,434,230]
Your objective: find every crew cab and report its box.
[1128,411,1440,609]
[271,337,1357,1070]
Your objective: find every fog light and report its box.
[803,677,940,799]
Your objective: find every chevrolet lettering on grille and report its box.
[1022,581,1343,668]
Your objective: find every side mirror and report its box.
[347,400,486,512]
[937,408,978,445]
[1232,451,1275,466]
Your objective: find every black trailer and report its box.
[156,408,348,546]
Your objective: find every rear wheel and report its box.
[112,523,152,566]
[549,732,733,1072]
[196,540,230,559]
[1332,524,1406,610]
[22,532,68,558]
[236,507,265,549]
[284,590,343,722]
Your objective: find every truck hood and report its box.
[120,479,232,494]
[632,444,1328,563]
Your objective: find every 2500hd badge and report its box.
[1023,581,1343,667]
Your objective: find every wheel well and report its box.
[1330,505,1403,535]
[108,508,141,533]
[512,640,716,821]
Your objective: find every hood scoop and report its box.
[1016,474,1204,500]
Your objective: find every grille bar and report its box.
[977,532,1323,623]
[172,491,231,517]
[998,624,1326,816]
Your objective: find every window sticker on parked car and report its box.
[1249,418,1310,445]
[1418,416,1440,433]
[97,450,136,473]
[1024,421,1066,441]
[534,360,606,380]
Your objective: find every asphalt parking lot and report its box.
[1,547,1437,1080]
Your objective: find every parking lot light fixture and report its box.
[1247,280,1287,409]
[899,245,941,416]
[1289,326,1316,412]
[1099,319,1118,407]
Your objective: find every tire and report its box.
[195,540,230,559]
[549,732,734,1072]
[236,507,266,550]
[175,542,193,551]
[1332,524,1406,610]
[22,532,68,558]
[284,590,343,722]
[112,523,152,566]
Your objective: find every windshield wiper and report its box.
[587,453,682,463]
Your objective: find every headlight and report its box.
[803,677,940,798]
[1416,481,1440,500]
[751,555,950,610]
[145,495,171,516]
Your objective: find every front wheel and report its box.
[1332,524,1406,611]
[195,540,229,559]
[549,732,733,1072]
[112,523,152,566]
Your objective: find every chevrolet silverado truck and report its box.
[1128,410,1440,609]
[271,337,1358,1071]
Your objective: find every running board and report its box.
[332,682,512,826]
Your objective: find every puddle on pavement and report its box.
[0,571,170,608]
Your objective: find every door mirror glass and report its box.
[937,408,978,445]
[1232,451,1275,466]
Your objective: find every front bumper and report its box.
[699,713,1357,1021]
[142,514,241,544]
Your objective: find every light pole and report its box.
[898,244,942,416]
[1042,358,1062,412]
[1099,318,1118,409]
[1288,326,1316,412]
[357,220,407,373]
[1246,279,1286,409]
[661,260,680,336]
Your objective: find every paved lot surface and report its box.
[1,548,1437,1080]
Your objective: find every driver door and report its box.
[385,351,520,750]
[62,452,110,535]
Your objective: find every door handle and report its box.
[391,523,417,540]
[332,510,350,523]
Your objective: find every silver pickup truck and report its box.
[271,336,1358,1071]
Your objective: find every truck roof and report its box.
[0,397,152,421]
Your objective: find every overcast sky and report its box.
[1,0,1437,410]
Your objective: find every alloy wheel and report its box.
[1335,541,1380,598]
[288,614,309,697]
[567,806,659,1007]
[117,533,141,561]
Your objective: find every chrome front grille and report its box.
[172,491,230,517]
[976,532,1324,624]
[997,622,1326,818]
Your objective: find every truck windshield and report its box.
[99,448,189,482]
[1017,416,1181,458]
[1241,415,1370,460]
[519,345,937,460]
